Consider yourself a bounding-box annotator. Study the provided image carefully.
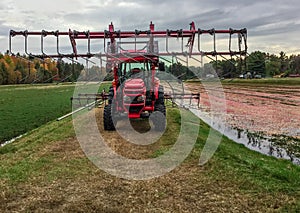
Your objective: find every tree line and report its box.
[1,50,300,85]
[209,51,300,78]
[166,51,300,80]
[0,53,84,85]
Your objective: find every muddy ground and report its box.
[186,82,300,138]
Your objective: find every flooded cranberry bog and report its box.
[186,78,300,164]
[0,79,300,212]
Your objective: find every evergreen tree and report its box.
[247,51,266,77]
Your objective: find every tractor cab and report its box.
[115,57,157,85]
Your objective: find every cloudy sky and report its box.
[1,0,300,56]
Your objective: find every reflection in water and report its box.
[189,107,300,166]
[231,127,300,165]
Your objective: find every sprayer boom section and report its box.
[9,22,247,60]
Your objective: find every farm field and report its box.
[0,84,76,144]
[187,78,300,137]
[0,82,111,145]
[0,79,299,212]
[186,78,300,161]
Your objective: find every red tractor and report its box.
[103,54,167,130]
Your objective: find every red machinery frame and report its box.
[9,21,247,59]
[9,22,247,115]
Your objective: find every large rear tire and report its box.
[103,104,115,131]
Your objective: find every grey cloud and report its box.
[0,20,13,36]
[1,0,300,54]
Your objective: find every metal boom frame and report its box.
[9,21,248,113]
[9,21,247,61]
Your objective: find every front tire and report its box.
[152,104,166,131]
[156,85,165,105]
[103,104,115,131]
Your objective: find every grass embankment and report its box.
[0,107,299,212]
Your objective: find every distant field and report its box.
[221,77,300,85]
[0,82,111,144]
[187,77,300,85]
[0,84,75,143]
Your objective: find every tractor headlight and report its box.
[123,95,131,103]
[136,95,144,103]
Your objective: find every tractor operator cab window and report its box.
[131,68,141,75]
[128,67,144,79]
[120,62,150,80]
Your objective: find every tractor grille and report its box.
[129,106,142,114]
[123,79,145,115]
[123,78,145,97]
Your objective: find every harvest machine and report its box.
[9,21,247,130]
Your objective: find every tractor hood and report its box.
[123,78,146,118]
[123,78,146,94]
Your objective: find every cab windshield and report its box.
[118,62,151,81]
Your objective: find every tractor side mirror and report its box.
[158,62,165,71]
